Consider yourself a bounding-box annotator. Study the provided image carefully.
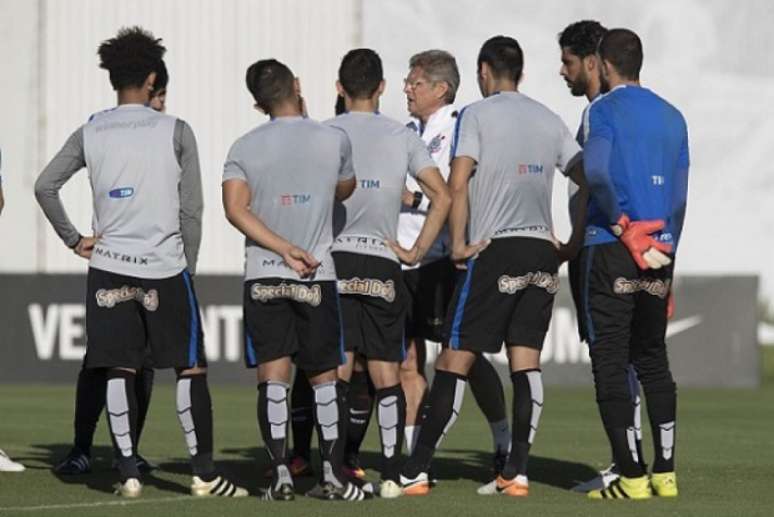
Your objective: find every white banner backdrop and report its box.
[362,0,774,303]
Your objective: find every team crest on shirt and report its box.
[427,134,444,154]
[498,272,559,295]
[96,286,159,311]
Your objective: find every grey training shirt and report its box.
[34,104,204,277]
[453,91,581,243]
[222,116,354,282]
[325,112,436,262]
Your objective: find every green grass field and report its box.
[1,351,773,516]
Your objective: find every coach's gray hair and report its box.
[409,49,460,104]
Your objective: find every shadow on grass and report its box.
[27,443,188,495]
[26,442,599,494]
[216,446,598,491]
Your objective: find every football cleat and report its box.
[261,482,295,501]
[263,456,313,479]
[650,471,678,497]
[588,475,652,500]
[112,454,157,473]
[0,449,25,472]
[572,463,620,492]
[114,478,142,498]
[494,475,529,497]
[400,472,430,496]
[344,456,367,480]
[53,449,90,475]
[379,479,402,499]
[306,481,370,501]
[191,475,249,497]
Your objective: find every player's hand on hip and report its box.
[73,235,98,259]
[388,241,423,266]
[282,245,320,279]
[613,215,673,270]
[451,240,490,269]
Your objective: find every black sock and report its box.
[403,370,467,478]
[468,355,507,423]
[345,370,374,464]
[502,369,543,480]
[375,384,406,482]
[73,367,107,456]
[290,369,315,461]
[313,381,346,486]
[257,381,290,469]
[135,367,155,446]
[176,374,215,480]
[598,399,644,478]
[645,389,676,473]
[106,370,139,481]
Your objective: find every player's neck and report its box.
[585,82,601,102]
[347,98,378,113]
[271,99,303,119]
[606,74,640,90]
[116,88,150,106]
[488,79,518,96]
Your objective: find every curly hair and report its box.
[558,20,607,58]
[98,26,166,91]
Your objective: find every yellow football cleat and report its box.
[650,472,678,497]
[588,475,652,500]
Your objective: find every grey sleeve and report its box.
[174,119,204,275]
[338,130,355,181]
[34,127,86,248]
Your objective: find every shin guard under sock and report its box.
[176,374,215,479]
[106,370,139,481]
[375,384,406,482]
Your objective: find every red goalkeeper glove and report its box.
[612,214,673,270]
[667,291,675,319]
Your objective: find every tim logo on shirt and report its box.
[360,179,380,189]
[280,194,311,206]
[518,164,543,175]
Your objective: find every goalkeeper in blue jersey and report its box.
[579,28,689,500]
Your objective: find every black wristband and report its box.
[69,234,84,250]
[411,191,423,209]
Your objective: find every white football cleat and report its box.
[191,475,248,497]
[379,479,402,499]
[114,478,142,498]
[572,463,621,492]
[0,449,25,472]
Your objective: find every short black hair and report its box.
[598,28,643,80]
[153,59,168,93]
[477,36,524,83]
[98,26,166,91]
[245,59,295,112]
[335,95,346,115]
[338,49,383,99]
[558,20,607,58]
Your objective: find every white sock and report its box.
[405,425,420,454]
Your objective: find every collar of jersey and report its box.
[269,115,305,122]
[115,103,151,110]
[419,104,456,138]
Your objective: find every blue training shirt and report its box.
[582,85,690,250]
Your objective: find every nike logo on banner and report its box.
[666,316,702,339]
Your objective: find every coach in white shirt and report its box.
[399,51,511,469]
